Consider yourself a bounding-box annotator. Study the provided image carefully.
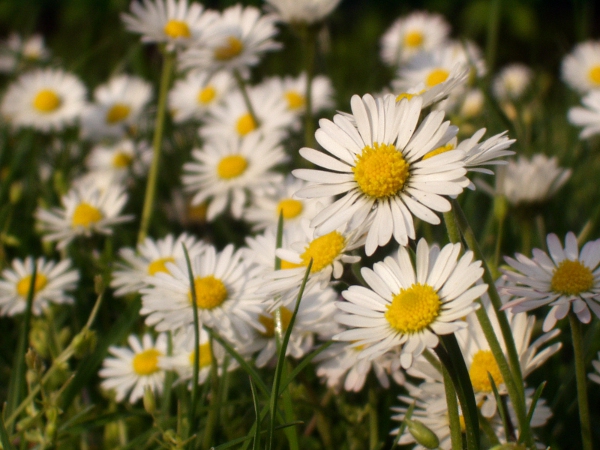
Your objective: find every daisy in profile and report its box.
[568,90,600,139]
[0,257,79,316]
[111,233,206,296]
[503,231,600,331]
[168,70,233,123]
[99,333,168,403]
[589,352,600,385]
[380,11,450,66]
[81,75,152,140]
[121,0,217,50]
[179,4,281,73]
[334,239,487,368]
[182,132,287,221]
[35,183,132,249]
[561,40,600,93]
[293,93,468,255]
[264,0,341,24]
[1,68,86,132]
[493,63,533,102]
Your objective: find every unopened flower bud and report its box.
[9,181,23,204]
[143,386,156,415]
[405,418,440,449]
[72,329,97,358]
[494,195,508,222]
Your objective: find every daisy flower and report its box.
[568,90,600,139]
[502,231,600,331]
[264,0,342,24]
[121,0,217,50]
[35,183,133,249]
[458,88,484,118]
[334,239,487,368]
[99,333,168,403]
[380,11,451,66]
[0,257,79,316]
[168,70,233,123]
[81,74,152,140]
[492,63,533,102]
[85,139,152,184]
[0,33,50,73]
[182,132,287,221]
[111,233,206,296]
[179,4,281,73]
[266,73,334,117]
[589,352,600,385]
[1,68,86,132]
[561,40,600,93]
[293,93,468,255]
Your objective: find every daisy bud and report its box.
[143,386,156,415]
[72,329,97,358]
[493,195,508,222]
[9,181,22,204]
[405,418,440,449]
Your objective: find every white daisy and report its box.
[111,232,206,296]
[380,11,451,66]
[0,33,50,73]
[334,239,487,368]
[264,0,341,24]
[179,4,281,73]
[35,182,133,249]
[493,63,533,102]
[99,333,168,403]
[266,73,334,117]
[182,132,287,221]
[502,231,600,331]
[561,40,600,93]
[85,139,152,184]
[458,88,484,118]
[81,74,152,140]
[1,68,86,132]
[589,352,600,385]
[568,90,600,139]
[292,93,468,255]
[0,257,79,316]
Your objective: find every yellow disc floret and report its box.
[277,198,303,220]
[385,283,440,334]
[132,348,162,375]
[353,142,409,199]
[188,342,213,368]
[469,350,503,393]
[17,273,48,298]
[33,89,61,113]
[258,307,293,338]
[112,151,133,168]
[163,20,191,39]
[422,143,455,161]
[235,113,257,136]
[214,36,243,61]
[426,68,449,87]
[551,259,594,295]
[105,103,131,124]
[197,86,216,105]
[588,66,600,86]
[189,275,228,310]
[284,91,305,110]
[404,31,424,48]
[217,154,248,180]
[147,257,175,276]
[72,203,103,229]
[300,231,346,273]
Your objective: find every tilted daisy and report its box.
[179,4,281,73]
[293,93,468,255]
[264,0,342,24]
[1,68,86,132]
[568,90,600,139]
[182,132,287,221]
[493,63,533,102]
[503,231,600,331]
[85,139,152,184]
[267,73,334,117]
[35,183,132,249]
[334,239,487,368]
[589,352,600,385]
[111,233,206,297]
[458,88,484,119]
[0,257,79,316]
[99,333,168,403]
[561,40,600,93]
[380,11,450,66]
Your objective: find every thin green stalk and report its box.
[137,49,174,244]
[441,362,462,450]
[443,211,461,244]
[368,387,379,450]
[160,332,175,421]
[202,340,220,450]
[233,69,260,128]
[302,25,317,150]
[485,0,501,73]
[493,212,505,273]
[249,378,261,450]
[569,313,593,450]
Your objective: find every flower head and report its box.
[568,90,600,139]
[265,0,342,24]
[561,40,600,93]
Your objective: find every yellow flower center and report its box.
[235,113,257,136]
[197,86,216,105]
[214,36,244,61]
[147,257,175,276]
[132,348,162,375]
[425,68,449,87]
[550,259,594,295]
[188,342,213,368]
[395,92,415,102]
[188,275,228,310]
[105,103,131,124]
[284,91,305,110]
[469,349,503,393]
[385,283,440,334]
[163,19,191,39]
[280,260,302,270]
[217,154,248,180]
[353,142,409,199]
[277,198,303,220]
[422,143,455,161]
[112,151,133,168]
[588,65,600,86]
[33,89,61,113]
[404,31,424,48]
[258,307,293,338]
[71,203,103,229]
[16,273,48,298]
[300,231,346,273]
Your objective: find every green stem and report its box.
[485,0,501,73]
[233,69,260,128]
[137,49,174,244]
[441,361,463,450]
[368,387,379,450]
[493,212,505,274]
[569,313,593,450]
[443,211,461,244]
[202,343,220,450]
[302,25,317,150]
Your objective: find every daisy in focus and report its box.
[293,93,468,255]
[334,238,487,368]
[264,0,342,24]
[0,257,79,316]
[502,231,600,331]
[568,90,600,139]
[561,40,600,93]
[1,68,86,132]
[99,333,168,403]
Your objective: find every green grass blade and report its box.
[211,421,304,450]
[249,377,260,450]
[522,381,546,443]
[489,373,512,442]
[0,413,15,450]
[390,401,415,450]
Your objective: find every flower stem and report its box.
[234,69,260,128]
[302,25,317,150]
[569,312,593,450]
[137,49,174,244]
[368,387,379,450]
[441,359,463,450]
